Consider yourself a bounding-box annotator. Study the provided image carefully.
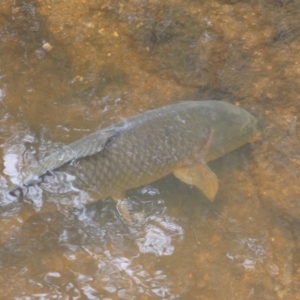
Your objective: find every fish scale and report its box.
[57,111,200,198]
[9,101,258,204]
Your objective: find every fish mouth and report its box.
[248,113,261,143]
[249,130,262,143]
[248,114,261,143]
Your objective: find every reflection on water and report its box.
[0,186,190,299]
[0,0,300,299]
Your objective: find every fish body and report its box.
[9,101,258,202]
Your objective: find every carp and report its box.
[8,101,258,208]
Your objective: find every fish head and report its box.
[204,101,259,161]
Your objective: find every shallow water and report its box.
[0,0,300,299]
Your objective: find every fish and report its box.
[8,101,258,207]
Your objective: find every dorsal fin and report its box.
[8,127,119,192]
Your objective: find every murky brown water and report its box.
[0,0,300,299]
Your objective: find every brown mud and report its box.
[0,0,300,298]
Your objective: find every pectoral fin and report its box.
[112,194,134,225]
[173,163,218,201]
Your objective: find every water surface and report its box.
[0,0,300,299]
